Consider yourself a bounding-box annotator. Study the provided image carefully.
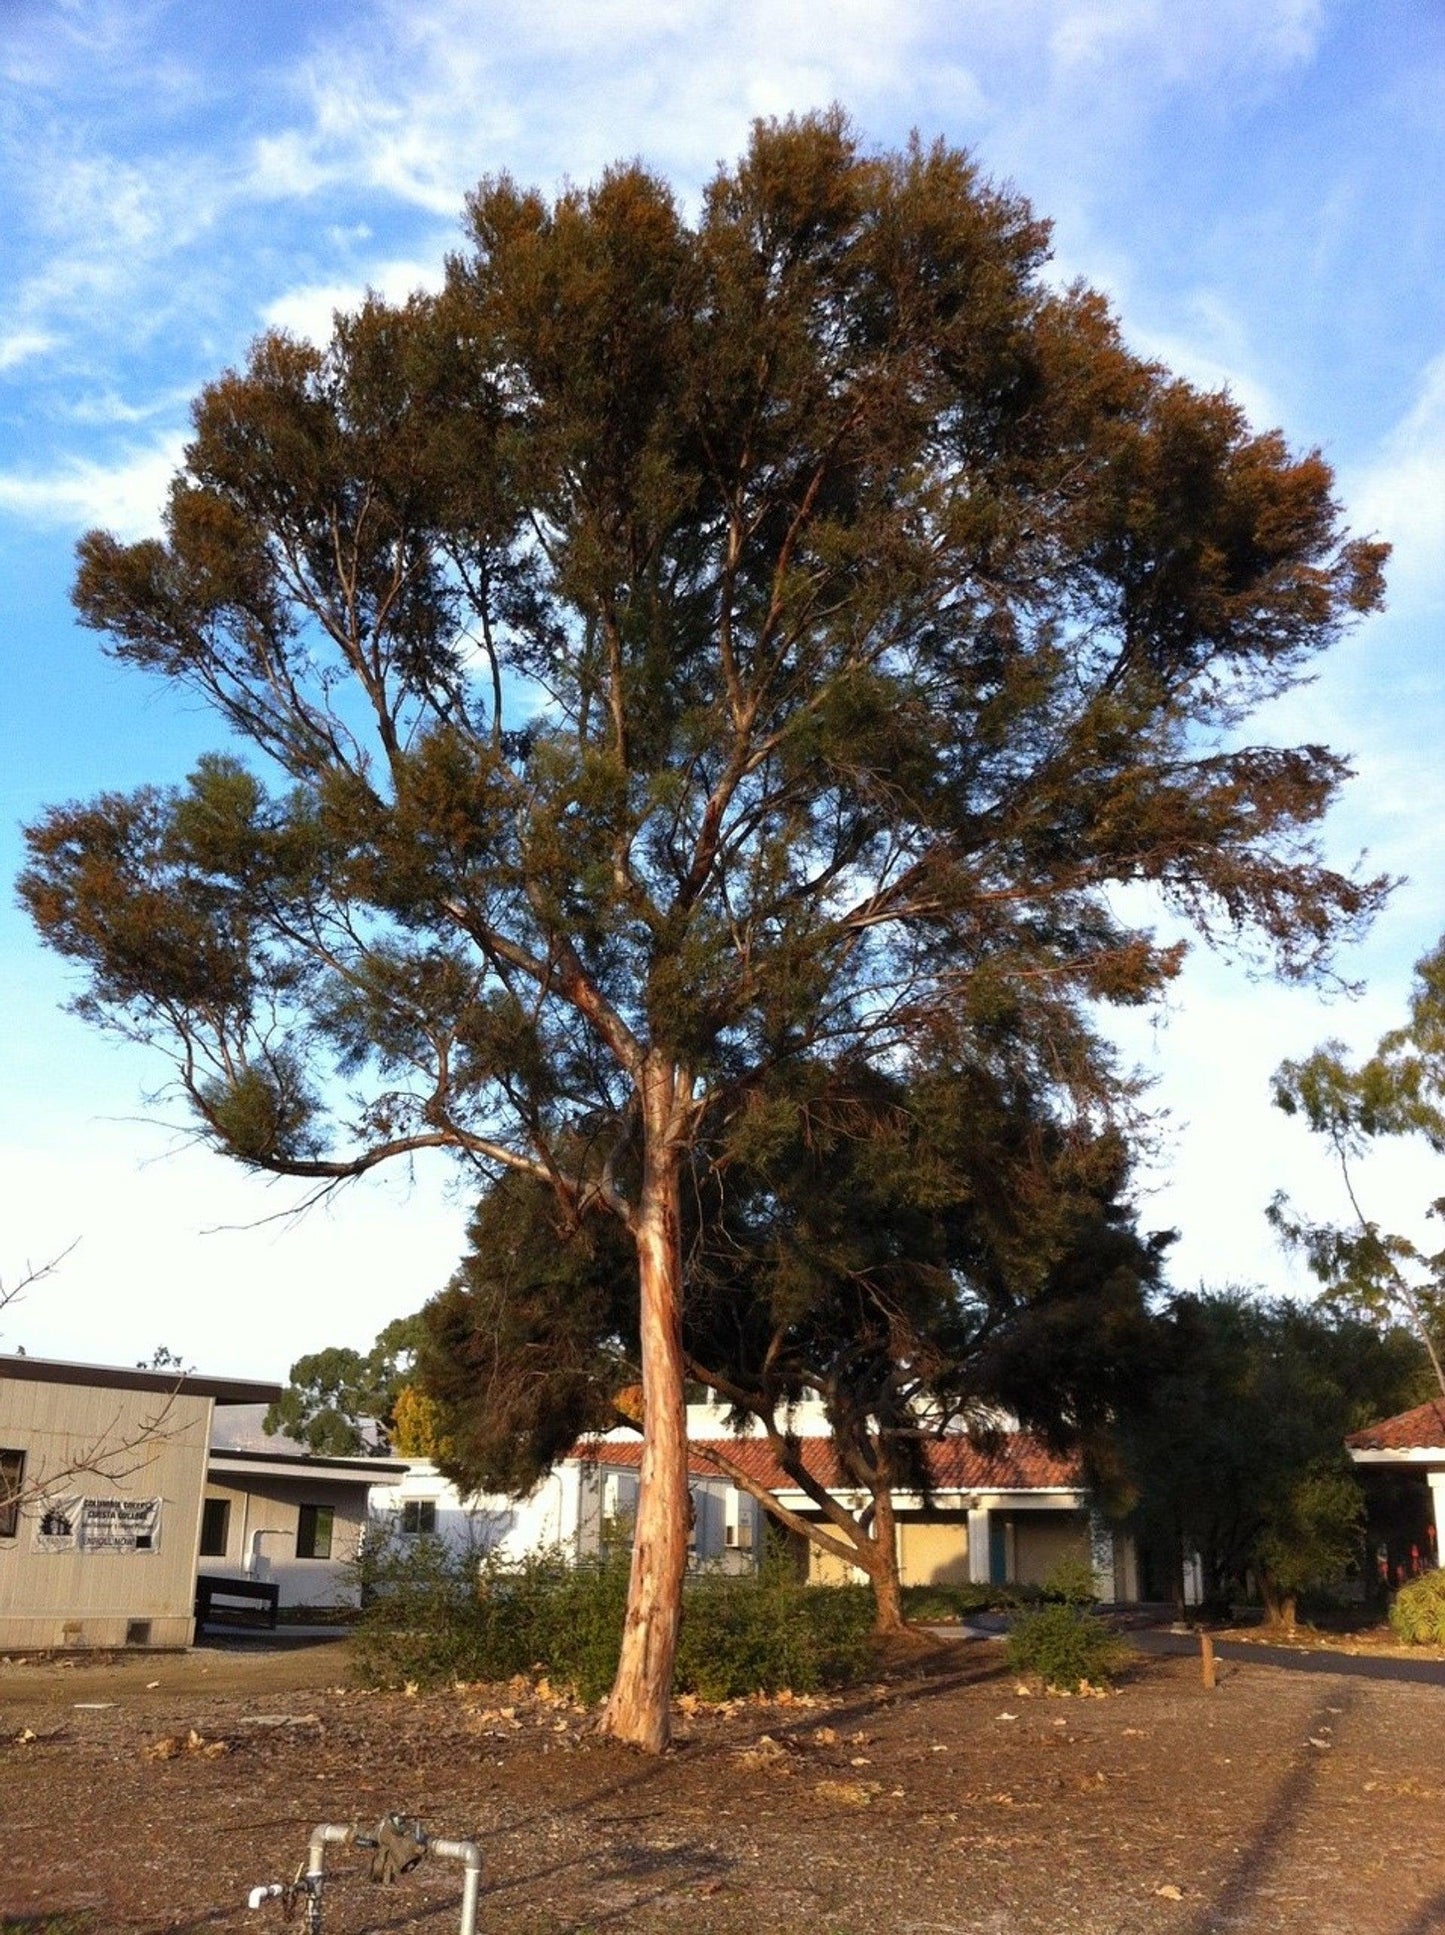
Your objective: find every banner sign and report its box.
[82,1497,161,1552]
[33,1496,161,1553]
[34,1498,81,1551]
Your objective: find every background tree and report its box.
[1271,938,1445,1391]
[1116,1290,1430,1626]
[411,1053,1163,1635]
[20,113,1386,1747]
[681,1054,1166,1631]
[417,1169,639,1493]
[265,1313,424,1454]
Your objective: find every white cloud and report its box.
[1347,350,1445,619]
[0,329,56,372]
[1044,0,1323,83]
[0,0,174,90]
[260,257,446,344]
[1125,298,1280,431]
[239,0,948,220]
[1105,953,1435,1297]
[0,433,186,540]
[65,385,193,426]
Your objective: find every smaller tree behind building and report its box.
[1117,1289,1429,1624]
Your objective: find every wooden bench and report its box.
[194,1572,280,1630]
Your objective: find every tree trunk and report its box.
[1260,1574,1297,1635]
[598,1068,690,1752]
[866,1486,907,1635]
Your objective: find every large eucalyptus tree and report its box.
[22,112,1386,1747]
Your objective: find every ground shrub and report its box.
[1388,1569,1445,1645]
[899,1580,1040,1622]
[1005,1601,1129,1689]
[351,1537,632,1695]
[677,1571,873,1699]
[352,1536,872,1698]
[1041,1556,1099,1605]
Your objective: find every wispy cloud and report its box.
[1347,350,1445,619]
[0,433,186,540]
[1043,0,1323,86]
[260,257,446,343]
[0,329,56,372]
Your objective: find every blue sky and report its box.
[1,0,1442,1377]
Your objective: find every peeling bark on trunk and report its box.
[866,1486,906,1635]
[598,1066,690,1753]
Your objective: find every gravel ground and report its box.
[2,1635,1443,1934]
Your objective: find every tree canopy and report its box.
[20,111,1387,1746]
[1116,1290,1430,1625]
[412,1053,1166,1629]
[1272,938,1445,1389]
[265,1313,424,1455]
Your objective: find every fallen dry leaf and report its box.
[814,1778,881,1807]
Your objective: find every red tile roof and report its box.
[572,1432,1081,1493]
[1346,1399,1445,1453]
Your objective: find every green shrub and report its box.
[1389,1569,1445,1646]
[677,1570,873,1699]
[1006,1601,1128,1689]
[898,1579,1045,1622]
[351,1533,872,1698]
[1041,1556,1098,1605]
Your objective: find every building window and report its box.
[199,1496,230,1558]
[0,1449,23,1539]
[725,1491,753,1550]
[296,1503,334,1560]
[400,1498,437,1537]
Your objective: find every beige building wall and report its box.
[1010,1509,1090,1587]
[805,1516,971,1587]
[897,1517,970,1586]
[0,1375,212,1649]
[199,1473,370,1608]
[807,1538,866,1586]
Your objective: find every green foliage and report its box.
[1005,1601,1129,1689]
[1041,1556,1098,1605]
[352,1536,872,1700]
[1254,1467,1364,1602]
[1388,1569,1445,1646]
[266,1313,424,1454]
[415,1175,637,1496]
[898,1581,1041,1622]
[675,1571,874,1701]
[23,112,1387,1242]
[1273,936,1445,1382]
[687,1056,1170,1460]
[1116,1291,1425,1610]
[410,1058,1167,1628]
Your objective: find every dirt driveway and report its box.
[3,1635,1443,1934]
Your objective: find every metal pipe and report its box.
[430,1837,484,1935]
[302,1823,352,1933]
